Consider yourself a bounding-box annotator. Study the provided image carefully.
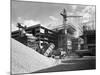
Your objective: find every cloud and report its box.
[82,6,95,13]
[81,6,96,30]
[49,16,58,21]
[17,17,40,27]
[17,17,24,23]
[47,16,61,29]
[11,23,18,31]
[12,17,41,31]
[82,13,91,22]
[81,6,95,22]
[73,6,95,30]
[23,20,40,27]
[71,5,77,10]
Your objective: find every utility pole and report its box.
[60,8,82,56]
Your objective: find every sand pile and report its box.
[11,39,57,74]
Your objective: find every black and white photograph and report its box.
[11,0,96,74]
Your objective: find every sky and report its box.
[11,0,96,37]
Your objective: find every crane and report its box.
[60,8,82,56]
